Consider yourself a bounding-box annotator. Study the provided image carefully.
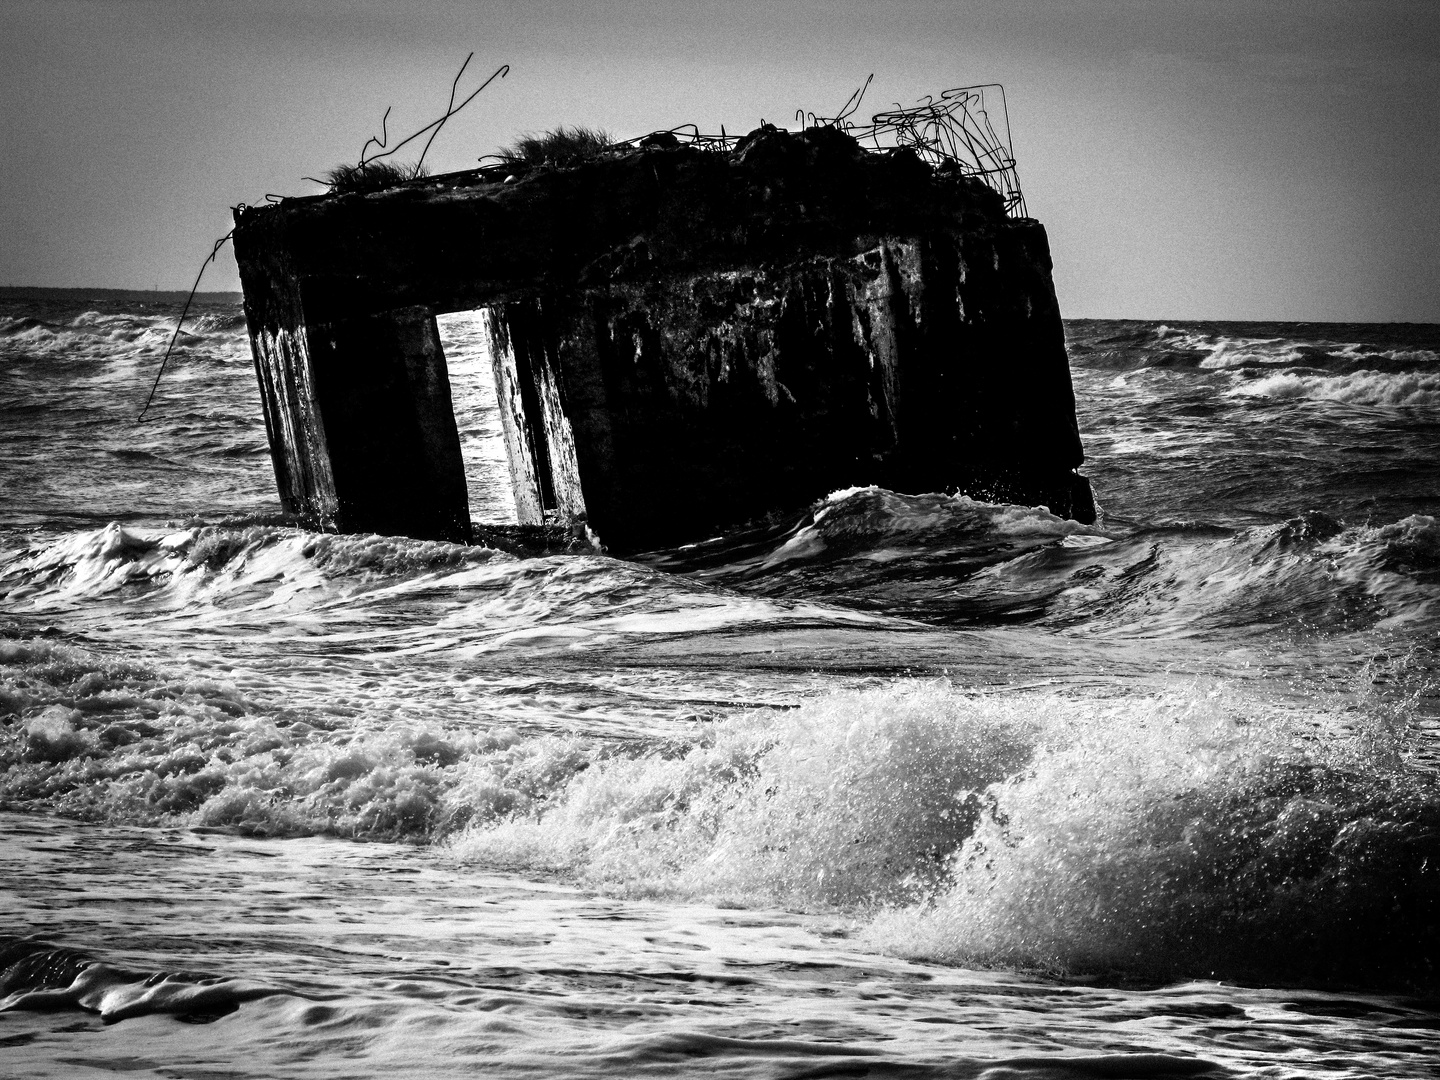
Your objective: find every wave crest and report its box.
[0,523,514,611]
[1233,369,1440,407]
[451,681,1036,905]
[0,308,249,365]
[866,684,1439,988]
[448,679,1440,988]
[5,623,1436,990]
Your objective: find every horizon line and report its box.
[3,286,1436,327]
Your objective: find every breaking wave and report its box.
[5,500,1438,657]
[0,523,885,655]
[443,678,1439,989]
[1232,368,1440,407]
[1163,329,1304,370]
[674,492,1440,636]
[2,520,1438,992]
[657,487,1102,584]
[1066,320,1440,376]
[1034,512,1440,638]
[0,629,554,836]
[0,309,249,365]
[1,521,511,601]
[863,683,1440,988]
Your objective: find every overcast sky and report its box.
[2,0,1436,320]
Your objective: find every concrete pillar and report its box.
[480,301,587,526]
[243,300,472,543]
[248,317,339,526]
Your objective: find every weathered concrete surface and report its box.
[233,124,1092,551]
[244,300,470,542]
[479,233,1088,550]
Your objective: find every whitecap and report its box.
[1232,368,1440,406]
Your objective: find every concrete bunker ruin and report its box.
[232,122,1093,554]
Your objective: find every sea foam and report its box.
[447,679,1440,988]
[1232,368,1440,407]
[864,682,1439,987]
[3,618,1436,987]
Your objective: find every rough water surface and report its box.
[1,293,1437,1076]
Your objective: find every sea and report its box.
[1,287,1438,1078]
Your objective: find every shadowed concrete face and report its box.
[244,293,471,543]
[233,126,1092,551]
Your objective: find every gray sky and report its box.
[3,0,1437,320]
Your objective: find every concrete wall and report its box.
[475,229,1088,551]
[233,127,1092,552]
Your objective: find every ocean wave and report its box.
[864,681,1440,988]
[443,678,1439,989]
[1029,512,1440,638]
[0,523,513,610]
[778,488,1093,556]
[0,936,286,1023]
[1191,337,1305,370]
[1231,368,1440,407]
[676,492,1439,636]
[1371,513,1440,569]
[181,310,248,334]
[670,488,1104,590]
[0,620,706,838]
[1118,326,1310,370]
[4,620,1436,990]
[1332,343,1440,368]
[0,309,249,365]
[0,315,59,337]
[0,523,867,640]
[0,630,524,833]
[1335,515,1440,629]
[1067,322,1440,377]
[6,501,1437,650]
[0,527,903,696]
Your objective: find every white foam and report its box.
[449,680,1040,903]
[1141,328,1301,369]
[1140,328,1439,374]
[1232,368,1440,406]
[443,676,1437,985]
[1332,343,1440,367]
[1195,335,1305,369]
[861,680,1434,984]
[0,309,250,366]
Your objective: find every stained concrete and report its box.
[233,125,1092,551]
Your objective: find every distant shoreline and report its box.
[0,286,243,303]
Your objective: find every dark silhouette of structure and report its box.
[233,124,1092,552]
